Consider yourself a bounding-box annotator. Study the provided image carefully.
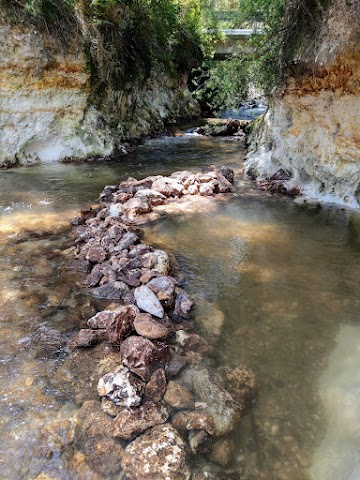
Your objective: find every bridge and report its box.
[213,27,262,60]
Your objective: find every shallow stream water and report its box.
[1,134,360,480]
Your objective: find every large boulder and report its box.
[121,425,190,480]
[111,402,169,440]
[97,365,143,408]
[120,336,169,381]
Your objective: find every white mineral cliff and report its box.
[0,17,198,166]
[245,0,360,208]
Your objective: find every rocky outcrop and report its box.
[0,11,198,166]
[245,0,360,208]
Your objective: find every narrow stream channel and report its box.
[1,134,360,480]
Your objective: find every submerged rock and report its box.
[74,401,123,477]
[120,335,168,381]
[172,410,216,435]
[164,381,194,410]
[173,291,194,321]
[111,402,169,440]
[97,365,143,408]
[72,329,107,347]
[144,368,167,402]
[181,366,256,436]
[121,425,190,480]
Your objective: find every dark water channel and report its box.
[1,135,360,480]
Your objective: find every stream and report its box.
[1,134,360,480]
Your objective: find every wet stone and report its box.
[134,285,164,318]
[85,246,107,263]
[111,401,169,440]
[166,352,187,378]
[144,368,167,402]
[91,281,134,303]
[133,313,169,339]
[121,335,169,381]
[207,437,235,467]
[121,425,190,480]
[114,232,139,252]
[188,430,212,454]
[172,410,216,435]
[176,330,212,354]
[97,365,143,408]
[164,381,194,410]
[173,291,194,321]
[147,275,176,308]
[152,249,170,275]
[72,329,106,348]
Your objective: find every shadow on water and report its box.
[0,134,360,479]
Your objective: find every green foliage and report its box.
[84,0,203,90]
[194,0,286,111]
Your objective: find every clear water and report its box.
[1,134,360,479]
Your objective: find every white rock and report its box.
[134,286,164,318]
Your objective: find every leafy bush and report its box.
[194,0,286,112]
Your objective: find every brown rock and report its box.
[172,411,216,435]
[134,188,167,206]
[121,335,169,381]
[176,330,212,354]
[86,264,103,287]
[72,329,107,348]
[219,365,257,410]
[188,430,212,454]
[121,425,190,480]
[147,275,176,308]
[207,437,235,467]
[134,313,169,339]
[215,173,234,193]
[91,281,134,303]
[139,268,158,284]
[75,400,113,441]
[87,305,138,345]
[112,402,169,440]
[113,192,132,204]
[173,291,194,321]
[166,352,187,378]
[75,401,123,477]
[123,196,152,216]
[144,368,167,402]
[114,232,139,252]
[100,397,123,417]
[164,381,194,410]
[85,246,107,263]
